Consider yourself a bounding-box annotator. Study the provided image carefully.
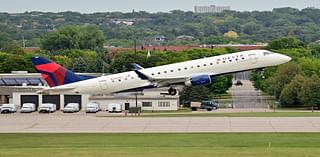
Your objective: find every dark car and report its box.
[234,80,243,86]
[200,100,219,111]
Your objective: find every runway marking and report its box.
[308,119,320,131]
[268,118,276,132]
[25,123,38,130]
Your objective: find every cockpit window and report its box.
[263,51,272,56]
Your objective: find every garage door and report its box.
[43,95,60,110]
[64,95,82,110]
[21,95,39,111]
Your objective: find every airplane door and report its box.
[99,80,108,90]
[249,54,257,64]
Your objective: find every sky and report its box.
[0,0,319,13]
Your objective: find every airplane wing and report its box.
[134,70,215,87]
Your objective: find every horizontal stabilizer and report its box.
[134,70,150,80]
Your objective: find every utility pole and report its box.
[133,9,137,55]
[22,36,26,48]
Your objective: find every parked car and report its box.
[86,102,101,113]
[39,103,57,113]
[63,103,80,113]
[107,103,123,113]
[20,103,36,113]
[1,104,17,113]
[200,100,219,111]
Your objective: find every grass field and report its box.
[0,133,320,157]
[141,111,320,117]
[104,111,320,117]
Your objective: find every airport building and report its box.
[194,5,231,13]
[0,72,179,111]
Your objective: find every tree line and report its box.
[0,7,320,48]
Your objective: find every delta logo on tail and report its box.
[31,57,94,87]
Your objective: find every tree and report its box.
[298,75,320,107]
[0,52,34,73]
[180,86,211,104]
[223,31,239,39]
[298,57,320,76]
[207,75,232,95]
[265,63,303,99]
[0,32,12,49]
[280,75,305,106]
[41,25,105,51]
[267,37,305,50]
[79,25,105,50]
[242,22,262,35]
[308,42,320,57]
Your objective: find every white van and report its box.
[39,103,57,113]
[1,104,17,113]
[63,103,80,113]
[86,102,101,113]
[108,103,123,113]
[21,103,36,113]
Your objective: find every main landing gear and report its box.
[168,87,177,96]
[258,68,265,79]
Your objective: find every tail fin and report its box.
[32,56,95,87]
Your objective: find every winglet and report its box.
[134,70,151,80]
[132,63,144,70]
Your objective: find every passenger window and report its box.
[203,64,207,66]
[210,63,213,65]
[164,71,167,73]
[178,68,181,71]
[151,73,155,76]
[170,70,174,72]
[158,72,161,75]
[184,67,187,70]
[197,65,200,68]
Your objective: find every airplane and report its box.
[31,49,291,95]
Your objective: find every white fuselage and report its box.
[51,50,291,94]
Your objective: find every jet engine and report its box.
[185,75,212,86]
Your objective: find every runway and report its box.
[1,114,320,133]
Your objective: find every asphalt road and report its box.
[0,114,320,133]
[230,71,267,108]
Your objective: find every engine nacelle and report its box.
[185,75,212,86]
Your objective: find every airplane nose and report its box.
[282,55,292,63]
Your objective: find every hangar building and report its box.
[0,72,179,111]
